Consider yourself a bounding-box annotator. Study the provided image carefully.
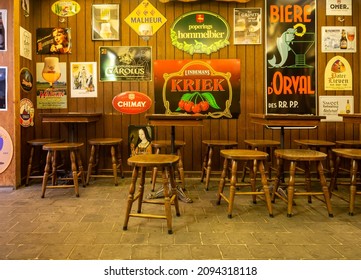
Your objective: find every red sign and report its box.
[112,91,152,114]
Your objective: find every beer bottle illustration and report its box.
[346,99,351,114]
[340,29,348,50]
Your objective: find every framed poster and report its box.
[92,4,119,40]
[321,26,356,53]
[234,8,262,45]
[99,46,152,82]
[0,10,7,51]
[326,0,352,16]
[128,125,154,157]
[265,0,317,116]
[0,67,7,111]
[319,95,353,122]
[20,26,32,60]
[36,27,72,54]
[70,62,97,98]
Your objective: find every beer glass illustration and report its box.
[42,57,61,90]
[347,30,355,51]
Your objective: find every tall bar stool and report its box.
[330,149,361,216]
[25,138,64,186]
[86,138,123,186]
[217,149,273,218]
[272,149,333,218]
[201,140,238,190]
[243,139,281,180]
[150,140,185,192]
[123,154,180,234]
[41,142,85,198]
[294,139,336,176]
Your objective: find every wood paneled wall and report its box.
[19,0,361,180]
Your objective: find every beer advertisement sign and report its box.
[324,56,352,91]
[266,0,317,115]
[154,59,240,119]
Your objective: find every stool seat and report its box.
[26,138,64,186]
[217,149,273,218]
[151,140,186,149]
[294,139,336,148]
[86,138,123,186]
[330,149,361,215]
[41,142,85,198]
[244,139,281,148]
[201,140,238,190]
[336,140,361,148]
[273,149,333,218]
[124,154,180,234]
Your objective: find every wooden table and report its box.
[338,113,361,124]
[40,112,102,142]
[145,114,206,203]
[249,113,326,148]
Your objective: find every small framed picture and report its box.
[92,4,120,40]
[128,125,154,157]
[0,10,7,51]
[234,8,262,45]
[0,67,7,111]
[321,26,356,53]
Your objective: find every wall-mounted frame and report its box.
[70,62,97,98]
[234,8,262,45]
[321,26,356,53]
[0,10,7,51]
[0,67,7,111]
[92,4,120,40]
[36,27,72,54]
[326,0,352,16]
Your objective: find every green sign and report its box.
[170,11,230,55]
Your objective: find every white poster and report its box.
[20,26,32,60]
[70,62,97,98]
[326,0,352,16]
[319,95,354,122]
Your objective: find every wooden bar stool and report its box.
[330,149,361,216]
[41,142,85,198]
[294,139,336,176]
[201,140,238,190]
[243,139,281,180]
[336,140,361,148]
[273,149,333,218]
[123,154,180,234]
[25,138,64,186]
[151,140,185,192]
[86,138,123,186]
[217,149,273,218]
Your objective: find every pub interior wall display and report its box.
[92,4,120,40]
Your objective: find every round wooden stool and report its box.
[151,140,185,192]
[123,154,180,234]
[336,140,361,148]
[201,140,238,190]
[41,142,85,198]
[294,139,336,175]
[330,149,361,216]
[86,138,123,186]
[25,138,64,186]
[273,149,333,218]
[217,149,273,218]
[243,139,281,180]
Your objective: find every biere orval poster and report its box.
[266,0,316,115]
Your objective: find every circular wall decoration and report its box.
[0,126,14,174]
[20,67,33,92]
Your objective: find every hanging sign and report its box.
[0,126,13,174]
[324,56,352,91]
[266,0,317,115]
[51,1,80,17]
[20,67,33,92]
[154,59,240,119]
[112,91,152,114]
[170,11,230,55]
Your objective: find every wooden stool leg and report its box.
[201,146,209,182]
[318,160,333,217]
[272,157,283,203]
[162,166,173,234]
[177,148,185,191]
[117,144,124,178]
[227,159,238,218]
[151,148,160,191]
[111,145,118,186]
[76,150,85,188]
[349,159,358,216]
[217,157,228,204]
[169,164,180,217]
[330,155,340,194]
[25,146,35,186]
[70,150,80,197]
[86,145,95,185]
[250,159,257,204]
[205,146,213,190]
[287,161,296,217]
[137,166,146,214]
[41,150,52,198]
[123,165,139,231]
[51,151,58,186]
[304,162,312,203]
[258,160,273,217]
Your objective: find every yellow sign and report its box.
[124,0,167,40]
[324,56,353,91]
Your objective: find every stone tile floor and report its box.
[1,174,361,260]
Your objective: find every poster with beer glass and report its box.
[321,26,356,53]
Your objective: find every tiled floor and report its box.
[1,172,361,260]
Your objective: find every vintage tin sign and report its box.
[51,1,80,17]
[154,59,240,119]
[19,98,34,127]
[324,56,352,91]
[170,11,230,55]
[112,91,152,115]
[20,67,33,92]
[0,126,13,174]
